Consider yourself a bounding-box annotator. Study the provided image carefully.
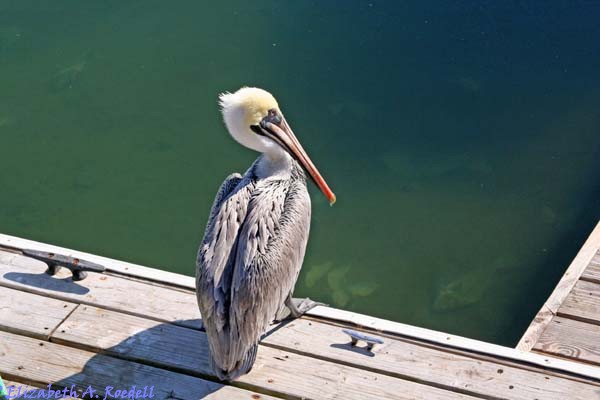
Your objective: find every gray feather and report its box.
[196,156,310,380]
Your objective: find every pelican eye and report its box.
[264,108,282,125]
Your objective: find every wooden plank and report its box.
[534,316,600,366]
[582,252,600,284]
[52,306,477,400]
[0,331,276,400]
[2,248,598,384]
[0,286,76,339]
[518,220,600,351]
[0,233,195,288]
[558,280,600,326]
[262,317,600,400]
[309,305,600,381]
[1,233,598,382]
[0,251,201,329]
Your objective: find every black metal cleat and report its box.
[21,249,105,281]
[342,329,384,351]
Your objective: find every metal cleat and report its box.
[342,329,384,351]
[20,249,105,281]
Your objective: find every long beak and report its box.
[261,117,336,205]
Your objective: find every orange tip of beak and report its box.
[329,194,337,206]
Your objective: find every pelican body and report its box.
[196,87,335,380]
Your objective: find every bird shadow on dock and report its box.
[4,317,261,399]
[3,271,89,295]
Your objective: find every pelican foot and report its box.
[274,296,325,322]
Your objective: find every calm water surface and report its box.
[1,1,599,345]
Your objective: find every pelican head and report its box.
[219,87,336,205]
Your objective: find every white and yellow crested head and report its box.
[217,86,337,204]
[219,87,279,127]
[218,87,282,155]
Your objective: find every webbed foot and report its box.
[275,296,326,322]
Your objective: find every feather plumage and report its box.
[196,156,310,380]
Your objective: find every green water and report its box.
[1,1,599,346]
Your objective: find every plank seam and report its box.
[556,310,600,328]
[531,348,600,369]
[580,275,600,285]
[102,271,196,294]
[0,287,78,341]
[48,304,81,340]
[0,280,194,331]
[0,374,51,394]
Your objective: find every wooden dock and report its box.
[519,221,600,366]
[1,231,599,400]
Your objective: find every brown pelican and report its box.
[196,87,336,381]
